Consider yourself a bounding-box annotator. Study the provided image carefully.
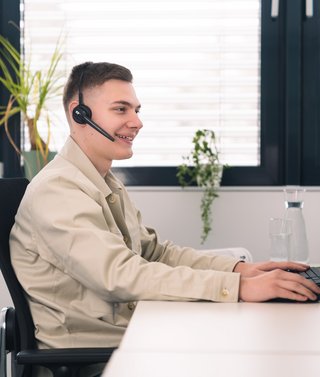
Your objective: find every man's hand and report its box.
[233,261,320,302]
[233,260,309,277]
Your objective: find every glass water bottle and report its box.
[283,187,309,263]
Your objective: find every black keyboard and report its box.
[270,266,320,303]
[299,266,320,287]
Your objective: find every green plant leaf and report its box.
[176,128,224,243]
[0,32,64,160]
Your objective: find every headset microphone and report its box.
[72,70,115,142]
[73,106,115,142]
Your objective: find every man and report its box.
[9,61,320,365]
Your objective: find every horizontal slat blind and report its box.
[23,0,260,167]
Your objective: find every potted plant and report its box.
[177,129,225,244]
[0,34,63,179]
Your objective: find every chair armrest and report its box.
[17,347,116,377]
[17,347,116,365]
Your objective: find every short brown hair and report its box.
[63,61,133,112]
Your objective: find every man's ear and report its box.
[69,101,78,119]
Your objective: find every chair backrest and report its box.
[0,178,37,351]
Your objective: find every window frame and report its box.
[2,0,319,187]
[0,0,22,178]
[301,0,320,185]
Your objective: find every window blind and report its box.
[22,0,260,167]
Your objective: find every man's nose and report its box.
[127,113,143,129]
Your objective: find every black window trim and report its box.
[0,0,22,178]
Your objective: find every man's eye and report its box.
[115,107,126,113]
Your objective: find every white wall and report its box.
[128,187,320,263]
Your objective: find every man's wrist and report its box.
[233,260,246,273]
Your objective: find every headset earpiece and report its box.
[72,104,92,124]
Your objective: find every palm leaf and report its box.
[0,33,63,158]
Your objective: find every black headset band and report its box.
[78,70,86,105]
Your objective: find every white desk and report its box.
[104,351,320,377]
[120,301,320,353]
[103,301,320,376]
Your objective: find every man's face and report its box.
[72,79,143,164]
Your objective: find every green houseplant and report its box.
[0,34,63,179]
[177,129,224,244]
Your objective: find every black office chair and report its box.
[0,178,115,377]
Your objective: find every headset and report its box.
[72,70,115,142]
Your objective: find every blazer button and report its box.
[108,194,116,204]
[222,288,229,297]
[127,302,135,310]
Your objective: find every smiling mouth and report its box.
[116,134,134,141]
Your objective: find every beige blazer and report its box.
[10,137,241,349]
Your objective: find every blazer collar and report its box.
[59,136,123,196]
